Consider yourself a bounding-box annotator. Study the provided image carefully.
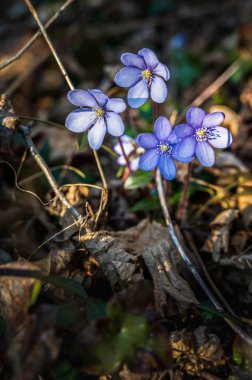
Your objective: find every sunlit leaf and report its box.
[124,170,153,190]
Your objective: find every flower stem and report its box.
[176,162,192,225]
[118,136,131,173]
[24,0,107,209]
[155,168,252,345]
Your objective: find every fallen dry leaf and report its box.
[80,219,198,315]
[170,326,225,377]
[237,177,252,227]
[6,304,60,380]
[0,261,41,325]
[215,151,249,174]
[202,209,239,262]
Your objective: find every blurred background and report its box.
[1,2,252,378]
[1,0,252,117]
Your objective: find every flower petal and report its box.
[172,145,194,163]
[137,133,158,148]
[88,89,108,107]
[130,158,139,172]
[106,98,126,113]
[87,117,106,150]
[121,53,146,69]
[153,63,170,81]
[128,79,149,108]
[114,136,133,155]
[154,116,172,141]
[167,130,179,144]
[65,109,96,133]
[117,156,126,165]
[196,141,215,167]
[174,124,194,138]
[138,48,159,69]
[202,112,225,128]
[114,67,141,88]
[105,112,125,137]
[177,135,197,158]
[186,107,205,128]
[139,149,159,171]
[150,76,168,103]
[158,156,176,180]
[208,126,232,148]
[67,90,97,107]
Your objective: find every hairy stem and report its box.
[19,125,82,224]
[176,162,192,225]
[156,168,252,345]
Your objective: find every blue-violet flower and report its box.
[113,135,143,171]
[137,117,193,180]
[175,107,233,167]
[65,89,126,150]
[114,48,170,108]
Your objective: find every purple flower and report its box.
[65,89,126,150]
[136,117,193,180]
[114,48,170,108]
[113,135,143,171]
[175,107,233,167]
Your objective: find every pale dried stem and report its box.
[0,0,75,71]
[23,0,108,217]
[156,168,252,345]
[175,59,244,124]
[19,125,82,225]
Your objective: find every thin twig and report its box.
[24,0,74,89]
[20,115,65,128]
[0,159,53,206]
[19,116,117,157]
[176,162,192,225]
[175,59,244,124]
[5,52,49,95]
[0,0,75,71]
[191,59,243,108]
[183,230,238,318]
[18,164,85,186]
[118,136,131,172]
[155,168,252,345]
[23,0,108,222]
[19,125,82,225]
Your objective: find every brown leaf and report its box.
[0,261,41,324]
[202,209,239,262]
[6,305,60,380]
[237,177,252,227]
[215,151,249,175]
[170,326,225,377]
[81,219,197,315]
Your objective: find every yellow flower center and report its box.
[196,129,206,138]
[160,144,168,152]
[142,69,152,86]
[95,107,104,117]
[142,69,152,81]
